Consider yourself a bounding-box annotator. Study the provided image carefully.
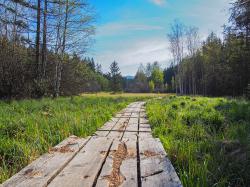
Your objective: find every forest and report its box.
[0,0,249,99]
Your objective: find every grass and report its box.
[81,92,172,97]
[0,94,154,183]
[146,96,250,187]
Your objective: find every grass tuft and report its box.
[146,96,250,187]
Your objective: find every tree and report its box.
[151,66,164,92]
[167,20,185,94]
[164,64,175,92]
[149,80,155,93]
[35,0,41,75]
[109,61,122,93]
[133,64,149,92]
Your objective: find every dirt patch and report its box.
[118,124,126,132]
[118,119,129,132]
[100,151,108,156]
[104,142,128,187]
[144,150,159,157]
[49,145,74,153]
[127,148,136,158]
[24,168,42,177]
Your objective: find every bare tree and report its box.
[52,0,95,97]
[167,20,185,94]
[41,0,48,78]
[186,26,200,95]
[35,0,41,75]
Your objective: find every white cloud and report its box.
[149,0,166,6]
[93,37,172,76]
[97,22,164,37]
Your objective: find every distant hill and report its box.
[124,76,134,80]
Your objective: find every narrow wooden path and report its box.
[2,102,182,187]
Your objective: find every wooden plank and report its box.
[130,112,140,118]
[115,112,131,118]
[123,117,138,138]
[140,118,149,124]
[95,118,120,137]
[48,136,113,187]
[139,124,151,132]
[140,124,151,129]
[98,118,119,131]
[138,132,153,139]
[140,112,147,118]
[96,138,138,187]
[139,138,182,187]
[2,136,90,187]
[108,117,130,139]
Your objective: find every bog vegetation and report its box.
[0,95,151,183]
[147,96,250,187]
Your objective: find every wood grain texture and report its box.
[95,138,137,187]
[2,136,89,187]
[48,136,113,187]
[139,137,182,187]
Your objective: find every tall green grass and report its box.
[0,95,146,183]
[146,96,250,187]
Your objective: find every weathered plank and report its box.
[139,137,182,187]
[108,117,130,139]
[95,118,120,137]
[115,112,132,118]
[140,112,147,118]
[123,117,138,138]
[96,138,138,187]
[138,132,153,139]
[130,112,140,118]
[139,123,151,132]
[140,118,149,124]
[98,118,120,131]
[48,136,113,187]
[2,136,89,187]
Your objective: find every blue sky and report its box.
[88,0,232,76]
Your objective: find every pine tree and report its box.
[109,61,122,93]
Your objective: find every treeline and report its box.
[0,0,111,99]
[123,62,164,93]
[164,0,249,96]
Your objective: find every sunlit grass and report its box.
[146,96,250,187]
[0,95,151,183]
[81,92,173,97]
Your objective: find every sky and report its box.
[88,0,232,76]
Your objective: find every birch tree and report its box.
[167,20,185,94]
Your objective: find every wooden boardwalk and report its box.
[2,102,182,187]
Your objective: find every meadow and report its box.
[146,96,250,187]
[1,94,249,186]
[0,95,154,183]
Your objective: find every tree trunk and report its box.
[35,0,41,76]
[54,0,69,97]
[41,0,47,79]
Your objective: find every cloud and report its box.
[97,22,164,37]
[93,37,172,76]
[149,0,166,6]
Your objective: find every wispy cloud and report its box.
[93,37,172,75]
[97,22,164,37]
[149,0,166,6]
